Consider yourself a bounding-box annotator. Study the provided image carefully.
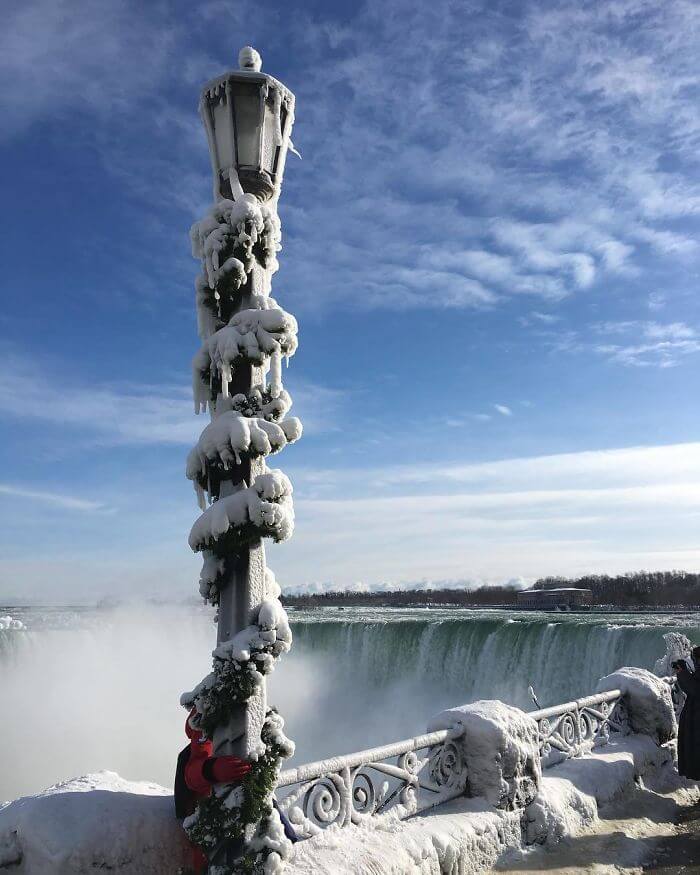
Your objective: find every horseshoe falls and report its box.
[1,604,699,800]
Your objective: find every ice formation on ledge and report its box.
[188,469,294,552]
[0,615,25,631]
[0,771,190,874]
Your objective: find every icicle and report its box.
[269,349,282,399]
[221,363,231,398]
[195,483,207,512]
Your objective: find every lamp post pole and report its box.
[182,46,299,873]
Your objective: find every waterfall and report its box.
[1,605,698,801]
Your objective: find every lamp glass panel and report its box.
[233,83,261,168]
[262,94,278,173]
[212,96,235,169]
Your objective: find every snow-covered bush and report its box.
[596,667,676,744]
[428,700,541,810]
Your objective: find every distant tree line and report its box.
[282,585,520,609]
[282,571,700,609]
[534,570,700,608]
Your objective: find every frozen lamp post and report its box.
[181,47,300,874]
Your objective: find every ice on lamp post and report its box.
[200,45,295,203]
[181,47,300,873]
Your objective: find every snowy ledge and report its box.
[285,736,678,874]
[0,738,684,874]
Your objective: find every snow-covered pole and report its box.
[181,47,299,874]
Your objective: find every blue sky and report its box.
[1,0,699,602]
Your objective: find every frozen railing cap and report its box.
[239,46,262,72]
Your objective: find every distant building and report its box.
[517,587,592,610]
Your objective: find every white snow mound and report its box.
[428,700,541,809]
[0,771,189,874]
[596,666,676,744]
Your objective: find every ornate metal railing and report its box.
[529,689,628,767]
[275,728,468,839]
[276,677,683,839]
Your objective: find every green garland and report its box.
[184,712,294,874]
[189,645,282,739]
[203,215,278,319]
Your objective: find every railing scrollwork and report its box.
[276,679,680,842]
[276,729,468,839]
[530,689,627,766]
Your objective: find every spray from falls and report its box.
[1,607,698,801]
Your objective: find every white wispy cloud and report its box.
[534,320,700,368]
[494,404,513,417]
[6,0,699,316]
[0,352,343,447]
[275,441,700,588]
[591,321,699,367]
[0,484,105,512]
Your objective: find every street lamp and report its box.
[181,47,300,874]
[200,46,296,202]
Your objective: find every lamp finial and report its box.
[239,46,262,72]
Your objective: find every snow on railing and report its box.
[275,727,468,840]
[276,678,681,840]
[529,689,627,767]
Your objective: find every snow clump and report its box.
[428,700,541,809]
[596,666,676,744]
[187,412,302,508]
[188,470,294,552]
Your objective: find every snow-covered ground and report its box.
[0,772,189,874]
[1,737,696,874]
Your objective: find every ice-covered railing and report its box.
[275,727,468,840]
[275,676,681,841]
[529,689,627,767]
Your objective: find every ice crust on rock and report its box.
[0,616,25,631]
[428,700,541,809]
[596,666,677,744]
[188,469,294,552]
